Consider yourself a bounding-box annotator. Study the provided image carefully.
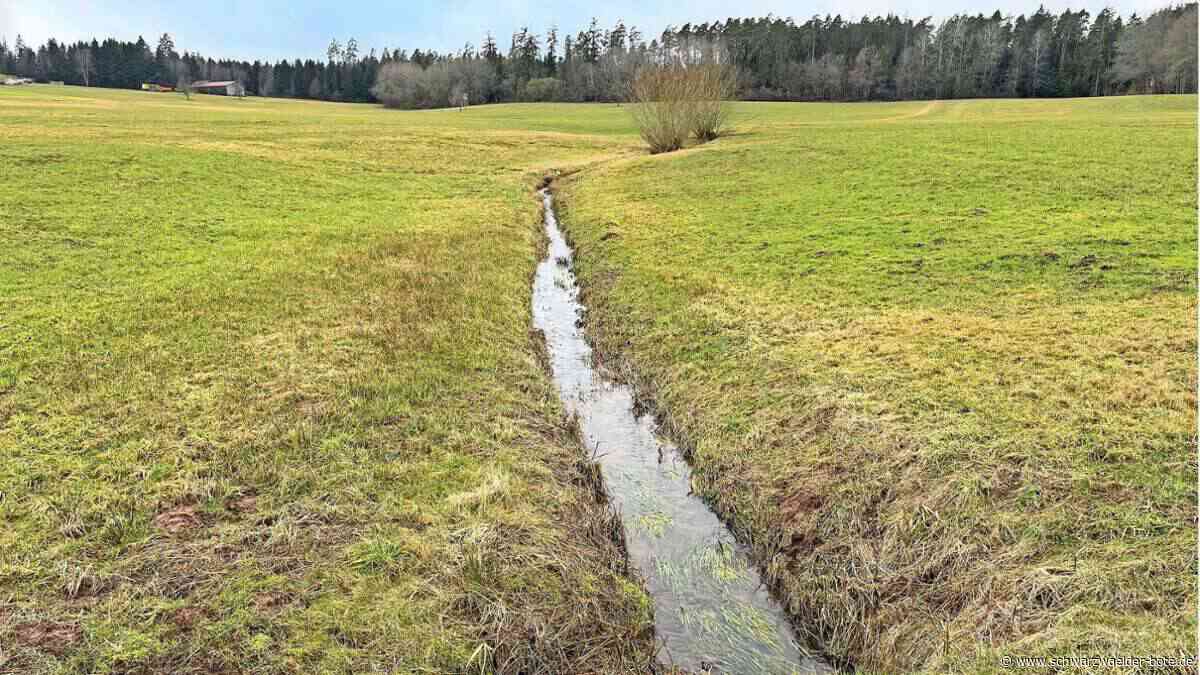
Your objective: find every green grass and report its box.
[0,86,653,673]
[2,86,1194,673]
[558,96,1197,672]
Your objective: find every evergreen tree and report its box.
[10,7,1196,102]
[544,26,559,75]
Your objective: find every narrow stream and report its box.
[532,189,832,674]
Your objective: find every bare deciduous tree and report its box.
[177,75,193,100]
[74,47,92,87]
[450,83,468,110]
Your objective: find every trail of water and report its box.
[532,189,831,674]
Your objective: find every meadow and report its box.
[0,86,1195,673]
[0,86,652,673]
[559,96,1197,671]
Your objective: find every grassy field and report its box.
[558,96,1197,672]
[1,86,1195,673]
[0,86,653,673]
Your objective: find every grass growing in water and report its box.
[558,95,1197,672]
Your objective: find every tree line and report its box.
[2,4,1194,106]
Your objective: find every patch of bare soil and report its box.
[170,607,206,630]
[154,505,202,533]
[14,621,82,655]
[226,495,258,514]
[253,592,292,614]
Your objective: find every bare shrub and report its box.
[375,60,499,110]
[628,62,736,153]
[627,66,694,154]
[373,62,454,109]
[689,62,737,142]
[372,62,429,108]
[524,77,563,102]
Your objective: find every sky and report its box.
[1,0,1168,62]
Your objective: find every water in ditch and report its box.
[532,189,831,674]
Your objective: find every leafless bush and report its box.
[688,63,737,142]
[375,61,497,110]
[373,62,433,108]
[627,62,736,154]
[627,66,694,153]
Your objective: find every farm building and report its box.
[192,80,246,97]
